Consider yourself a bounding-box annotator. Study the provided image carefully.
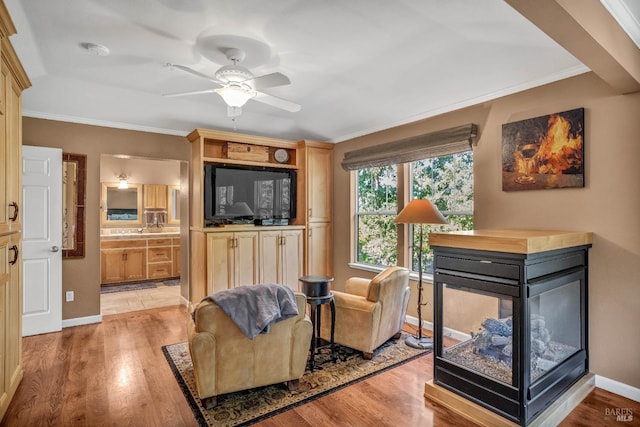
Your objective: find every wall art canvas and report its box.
[502,108,584,191]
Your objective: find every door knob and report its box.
[50,246,60,253]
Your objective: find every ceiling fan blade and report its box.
[163,88,218,97]
[167,63,223,85]
[253,91,301,112]
[247,72,291,90]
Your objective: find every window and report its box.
[355,165,398,266]
[410,151,474,273]
[354,151,473,274]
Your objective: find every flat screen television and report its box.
[204,164,297,225]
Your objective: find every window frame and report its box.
[350,150,474,280]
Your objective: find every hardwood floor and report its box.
[1,305,638,426]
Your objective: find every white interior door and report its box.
[21,145,63,337]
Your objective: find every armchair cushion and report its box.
[320,266,410,356]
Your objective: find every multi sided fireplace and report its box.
[429,230,592,426]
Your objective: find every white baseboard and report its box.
[404,315,640,403]
[62,314,102,328]
[596,375,640,403]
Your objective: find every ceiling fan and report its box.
[165,48,301,118]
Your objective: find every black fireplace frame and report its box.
[432,244,590,425]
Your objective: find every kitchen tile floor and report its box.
[101,282,182,315]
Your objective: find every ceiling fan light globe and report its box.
[215,85,255,107]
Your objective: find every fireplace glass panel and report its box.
[442,283,514,385]
[529,280,581,382]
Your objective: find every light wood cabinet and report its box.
[143,184,167,209]
[147,238,172,279]
[0,2,32,418]
[306,146,332,223]
[259,228,303,291]
[100,240,147,284]
[307,222,332,276]
[303,145,333,276]
[100,236,180,284]
[186,128,333,302]
[206,231,259,294]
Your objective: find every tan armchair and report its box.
[320,266,410,359]
[188,292,312,408]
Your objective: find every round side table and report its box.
[299,275,336,371]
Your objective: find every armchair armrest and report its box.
[344,278,371,297]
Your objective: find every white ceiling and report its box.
[2,0,611,142]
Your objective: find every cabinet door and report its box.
[307,222,332,276]
[101,250,125,283]
[5,74,21,234]
[234,231,259,287]
[0,70,22,235]
[5,234,21,395]
[144,184,167,209]
[123,248,146,281]
[281,229,303,291]
[172,246,180,277]
[0,235,10,401]
[259,230,281,285]
[207,232,234,294]
[307,147,332,223]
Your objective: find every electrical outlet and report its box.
[65,291,74,302]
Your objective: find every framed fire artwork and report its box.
[502,108,584,191]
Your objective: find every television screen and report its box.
[204,164,296,224]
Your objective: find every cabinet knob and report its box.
[50,246,60,253]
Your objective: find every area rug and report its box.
[100,281,157,294]
[162,278,181,286]
[163,333,429,426]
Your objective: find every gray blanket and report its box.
[203,284,299,340]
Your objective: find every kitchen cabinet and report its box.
[306,146,332,223]
[259,228,303,291]
[206,231,259,294]
[147,238,172,279]
[307,222,332,276]
[143,184,167,209]
[172,238,180,277]
[100,240,147,283]
[0,2,32,418]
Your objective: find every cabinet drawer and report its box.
[436,255,520,280]
[148,262,172,279]
[101,239,146,249]
[148,238,172,247]
[171,238,180,246]
[148,247,171,262]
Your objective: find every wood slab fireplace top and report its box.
[429,229,593,254]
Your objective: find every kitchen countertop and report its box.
[100,232,179,240]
